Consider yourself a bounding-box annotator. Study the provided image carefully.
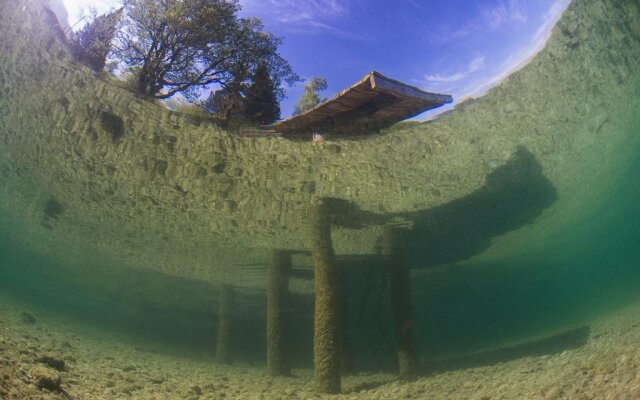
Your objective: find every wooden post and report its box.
[383,227,418,378]
[267,250,292,377]
[311,201,341,394]
[338,266,352,375]
[215,285,234,365]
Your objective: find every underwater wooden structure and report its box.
[271,71,452,138]
[383,227,418,377]
[266,250,292,377]
[215,285,235,365]
[310,201,342,394]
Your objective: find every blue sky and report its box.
[59,0,570,119]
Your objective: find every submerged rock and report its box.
[36,354,65,371]
[191,385,203,395]
[20,312,36,325]
[31,365,61,391]
[44,198,63,219]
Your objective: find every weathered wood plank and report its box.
[271,71,452,136]
[370,72,452,103]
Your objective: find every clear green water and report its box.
[3,148,640,368]
[1,0,640,395]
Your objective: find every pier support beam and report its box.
[215,285,234,365]
[311,201,342,394]
[267,250,292,377]
[338,266,352,375]
[383,227,418,378]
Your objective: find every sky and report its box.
[59,0,570,119]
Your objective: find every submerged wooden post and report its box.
[267,250,292,377]
[383,227,418,378]
[311,201,341,394]
[338,266,352,375]
[215,284,234,365]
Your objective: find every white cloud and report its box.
[481,0,528,31]
[419,0,570,121]
[47,0,70,28]
[435,0,528,43]
[403,0,424,10]
[63,0,121,28]
[240,0,352,36]
[241,0,347,23]
[425,55,486,83]
[63,0,353,36]
[464,0,570,99]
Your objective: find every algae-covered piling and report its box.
[311,201,342,394]
[338,266,352,375]
[267,250,292,377]
[383,227,418,378]
[215,285,234,365]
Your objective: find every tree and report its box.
[114,0,299,100]
[293,77,328,115]
[199,63,281,125]
[70,9,123,72]
[244,62,280,125]
[199,84,246,122]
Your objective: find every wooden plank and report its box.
[271,71,452,135]
[371,72,453,103]
[333,97,371,108]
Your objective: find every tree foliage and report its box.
[70,9,123,72]
[199,83,246,122]
[293,77,328,115]
[199,62,281,124]
[243,62,280,125]
[114,0,299,100]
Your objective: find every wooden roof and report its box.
[271,71,452,136]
